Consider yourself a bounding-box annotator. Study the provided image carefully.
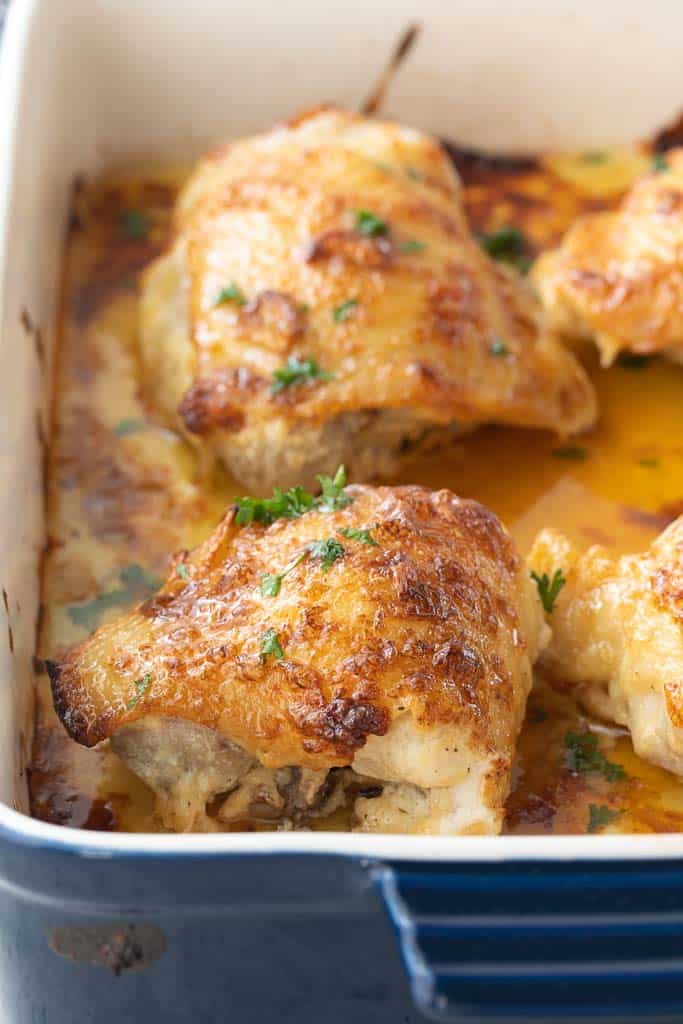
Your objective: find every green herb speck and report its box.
[531,568,566,614]
[477,225,530,272]
[308,537,346,571]
[317,465,353,512]
[114,417,146,437]
[355,210,389,237]
[338,526,379,547]
[565,731,626,783]
[271,356,333,394]
[260,628,284,662]
[587,803,621,833]
[215,282,247,306]
[332,299,358,323]
[120,209,150,240]
[490,338,509,357]
[653,152,669,173]
[127,673,152,710]
[259,550,309,599]
[235,466,352,527]
[399,239,426,253]
[260,573,283,598]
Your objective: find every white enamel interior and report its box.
[2,0,683,859]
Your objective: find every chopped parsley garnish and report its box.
[552,445,588,460]
[619,353,653,370]
[271,356,333,394]
[260,538,344,596]
[490,338,509,357]
[67,564,163,633]
[399,239,426,253]
[531,568,566,613]
[338,526,379,546]
[477,225,529,272]
[581,151,608,164]
[406,166,423,181]
[638,457,660,468]
[176,563,189,580]
[653,152,669,173]
[308,537,346,571]
[260,550,308,597]
[564,731,626,782]
[114,417,146,437]
[317,465,353,511]
[332,299,358,323]
[260,628,284,662]
[120,209,150,240]
[215,281,247,306]
[126,673,152,710]
[235,466,352,526]
[260,574,282,597]
[587,803,621,833]
[235,485,316,526]
[355,209,389,237]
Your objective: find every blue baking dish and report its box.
[3,0,683,1020]
[5,818,683,1022]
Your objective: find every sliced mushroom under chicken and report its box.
[140,107,596,493]
[48,478,547,834]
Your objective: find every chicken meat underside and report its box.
[140,107,596,493]
[49,485,546,834]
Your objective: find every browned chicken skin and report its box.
[534,148,683,365]
[140,108,596,493]
[529,517,683,777]
[49,482,546,834]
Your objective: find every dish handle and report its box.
[373,858,683,1021]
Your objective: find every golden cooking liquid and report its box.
[31,145,683,835]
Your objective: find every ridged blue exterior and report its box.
[3,823,683,1023]
[375,859,683,1022]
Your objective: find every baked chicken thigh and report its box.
[529,517,683,776]
[49,479,546,834]
[534,149,683,365]
[140,107,596,492]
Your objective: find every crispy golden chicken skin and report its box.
[48,483,546,834]
[140,108,596,493]
[529,518,683,777]
[534,149,683,366]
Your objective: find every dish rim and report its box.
[2,0,683,863]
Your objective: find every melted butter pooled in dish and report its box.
[32,133,683,835]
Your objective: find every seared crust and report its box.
[140,108,596,491]
[534,148,683,364]
[49,485,543,780]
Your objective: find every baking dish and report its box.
[3,1,683,1021]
